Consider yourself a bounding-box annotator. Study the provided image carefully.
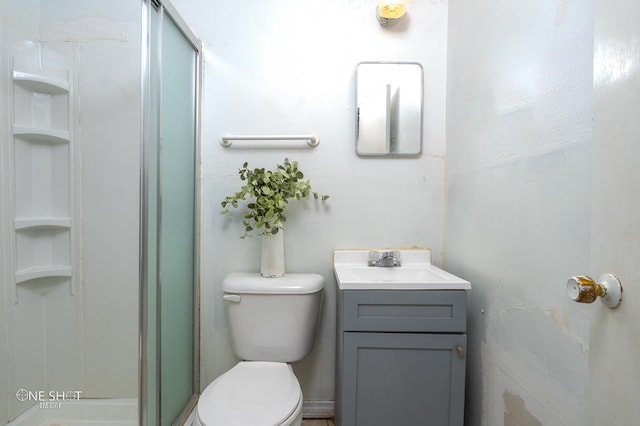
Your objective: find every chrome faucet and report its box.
[368,250,401,267]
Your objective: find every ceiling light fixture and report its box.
[376,0,408,27]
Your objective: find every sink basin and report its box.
[333,249,471,290]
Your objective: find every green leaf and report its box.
[220,158,329,238]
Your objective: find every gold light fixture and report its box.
[376,0,408,27]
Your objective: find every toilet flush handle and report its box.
[566,274,622,309]
[223,294,242,303]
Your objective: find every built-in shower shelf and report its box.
[15,265,72,284]
[13,126,71,143]
[9,56,75,303]
[14,217,72,230]
[12,70,69,93]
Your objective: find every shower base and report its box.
[8,398,137,426]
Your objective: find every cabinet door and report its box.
[342,332,466,426]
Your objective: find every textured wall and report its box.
[446,1,594,424]
[171,0,449,408]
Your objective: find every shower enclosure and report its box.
[142,0,202,424]
[0,0,201,424]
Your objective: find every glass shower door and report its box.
[144,2,200,425]
[159,9,198,426]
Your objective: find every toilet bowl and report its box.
[195,273,324,426]
[195,362,303,426]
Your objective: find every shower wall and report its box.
[39,0,141,397]
[0,0,140,422]
[1,2,79,420]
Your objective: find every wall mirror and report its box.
[356,62,423,156]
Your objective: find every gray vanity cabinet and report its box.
[335,290,467,426]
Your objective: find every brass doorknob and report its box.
[567,274,623,309]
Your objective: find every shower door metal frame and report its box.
[140,1,202,425]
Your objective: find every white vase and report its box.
[261,229,285,278]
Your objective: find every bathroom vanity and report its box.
[333,250,470,426]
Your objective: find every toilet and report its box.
[194,272,324,426]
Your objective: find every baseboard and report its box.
[302,400,335,419]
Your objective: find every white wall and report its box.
[446,1,594,425]
[0,0,39,40]
[0,1,40,420]
[170,0,449,406]
[38,0,141,397]
[0,1,67,421]
[0,0,141,404]
[0,12,7,419]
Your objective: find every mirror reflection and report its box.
[356,62,423,156]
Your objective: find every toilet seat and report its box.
[196,361,302,426]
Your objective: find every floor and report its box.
[302,419,335,426]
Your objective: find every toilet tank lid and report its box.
[222,272,324,294]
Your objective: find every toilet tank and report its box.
[222,272,324,362]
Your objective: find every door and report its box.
[589,0,640,423]
[143,1,201,425]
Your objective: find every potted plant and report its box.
[221,158,329,277]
